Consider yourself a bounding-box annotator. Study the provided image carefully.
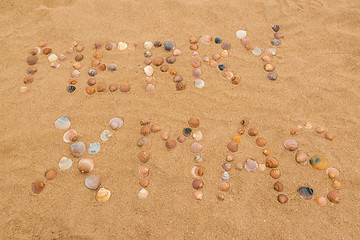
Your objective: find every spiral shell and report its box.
[245,159,258,172]
[192,179,204,189]
[326,168,339,179]
[139,166,149,178]
[309,155,328,170]
[218,181,230,192]
[138,188,149,199]
[191,143,203,154]
[265,157,279,168]
[297,186,314,200]
[32,181,45,194]
[191,166,203,178]
[78,158,94,173]
[284,139,298,151]
[270,169,281,179]
[227,141,238,152]
[273,181,284,192]
[295,151,308,164]
[63,129,78,143]
[70,142,86,158]
[85,175,101,190]
[96,188,111,202]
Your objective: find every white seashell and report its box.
[58,156,72,170]
[194,79,205,89]
[33,47,41,54]
[109,117,124,130]
[252,48,261,56]
[88,142,100,154]
[258,163,266,171]
[304,122,312,129]
[118,42,128,50]
[48,54,58,62]
[138,188,149,199]
[96,188,111,202]
[144,41,153,50]
[221,172,230,181]
[100,130,112,142]
[192,130,203,141]
[173,49,181,56]
[192,51,199,57]
[144,66,154,77]
[54,116,70,130]
[236,30,247,39]
[63,129,78,143]
[267,48,276,56]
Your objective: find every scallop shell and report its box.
[316,196,327,207]
[63,129,78,143]
[144,41,153,50]
[138,188,149,199]
[88,142,100,154]
[227,142,238,152]
[192,131,202,141]
[100,130,112,142]
[96,188,111,202]
[140,118,150,125]
[297,186,314,200]
[45,169,57,180]
[326,168,339,179]
[192,69,202,78]
[236,30,247,39]
[165,139,177,150]
[140,126,151,136]
[265,157,279,168]
[139,166,149,178]
[194,79,205,89]
[245,159,258,172]
[220,50,229,58]
[138,151,150,163]
[218,181,230,192]
[192,179,204,189]
[252,48,261,56]
[78,158,94,173]
[191,166,203,178]
[221,172,230,181]
[118,42,127,50]
[191,143,203,153]
[182,128,192,137]
[144,66,154,77]
[263,148,271,156]
[71,142,86,158]
[193,190,203,200]
[109,117,124,130]
[58,156,72,170]
[284,139,298,151]
[309,155,328,170]
[32,181,45,194]
[54,116,70,130]
[327,191,340,203]
[160,131,169,140]
[270,169,281,179]
[85,175,101,190]
[137,137,152,149]
[295,151,308,164]
[273,181,284,192]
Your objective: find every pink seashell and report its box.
[245,159,258,172]
[284,139,298,151]
[109,117,124,130]
[145,84,155,92]
[190,143,203,154]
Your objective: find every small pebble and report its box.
[271,39,282,46]
[215,37,222,44]
[67,85,76,93]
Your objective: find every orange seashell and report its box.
[190,44,198,51]
[99,64,107,71]
[97,84,106,92]
[217,192,225,200]
[152,57,164,66]
[325,132,335,140]
[237,128,245,135]
[139,166,149,178]
[160,131,169,140]
[284,139,298,151]
[235,161,244,170]
[23,76,34,84]
[27,56,38,65]
[245,44,253,50]
[209,60,218,68]
[39,41,47,47]
[262,55,271,63]
[166,139,177,150]
[78,158,94,173]
[264,63,275,72]
[193,190,203,200]
[160,65,169,72]
[273,181,284,192]
[119,83,130,92]
[263,148,271,156]
[219,181,230,192]
[138,151,151,163]
[191,166,204,178]
[93,51,102,59]
[192,178,204,189]
[109,84,118,92]
[140,118,150,125]
[255,137,266,147]
[43,48,52,55]
[274,32,284,39]
[233,134,242,143]
[316,126,324,134]
[270,169,281,179]
[220,50,229,58]
[86,86,95,95]
[231,75,241,85]
[240,119,249,127]
[188,118,200,128]
[169,69,177,75]
[223,71,234,80]
[248,128,258,136]
[265,157,279,168]
[277,194,288,204]
[176,82,186,91]
[227,141,238,152]
[332,180,342,190]
[69,79,77,85]
[91,59,100,67]
[73,62,82,70]
[151,124,161,133]
[295,151,308,164]
[327,191,340,203]
[326,168,339,179]
[140,178,149,187]
[316,196,327,207]
[45,169,57,180]
[290,129,298,135]
[189,37,198,44]
[140,126,151,136]
[32,181,45,194]
[137,137,152,149]
[75,44,85,52]
[309,156,328,170]
[177,135,186,143]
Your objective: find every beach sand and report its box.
[0,0,360,239]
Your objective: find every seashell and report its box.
[59,54,68,61]
[277,194,288,204]
[233,134,242,143]
[270,169,281,179]
[215,37,222,44]
[153,40,162,47]
[202,56,210,62]
[144,41,153,50]
[218,181,230,192]
[266,48,277,56]
[45,169,57,180]
[265,157,279,168]
[200,35,212,44]
[221,172,230,181]
[284,139,298,151]
[67,85,76,93]
[140,126,151,136]
[30,47,41,55]
[316,196,327,207]
[325,132,335,140]
[248,128,258,136]
[191,166,203,178]
[48,54,58,62]
[145,76,156,84]
[99,64,106,71]
[267,72,277,80]
[32,181,45,194]
[88,142,100,154]
[140,178,149,187]
[297,186,314,200]
[71,70,80,78]
[109,84,118,92]
[27,56,38,65]
[272,25,280,32]
[209,60,218,68]
[240,38,250,46]
[144,51,152,58]
[183,128,192,137]
[43,48,52,55]
[212,53,220,60]
[139,166,149,178]
[100,130,112,141]
[255,137,266,147]
[221,42,231,50]
[107,64,117,71]
[290,129,298,135]
[218,64,226,71]
[93,51,102,59]
[166,56,176,64]
[105,42,116,50]
[138,188,149,199]
[327,191,340,203]
[188,118,200,128]
[55,116,70,130]
[146,84,155,92]
[231,75,241,85]
[192,179,204,189]
[262,55,271,63]
[264,63,275,72]
[138,151,150,163]
[140,118,150,125]
[222,162,231,171]
[86,86,95,95]
[164,41,175,51]
[315,126,324,134]
[217,192,225,200]
[194,155,203,163]
[91,59,100,67]
[309,155,328,170]
[245,159,258,172]
[75,44,85,52]
[220,50,229,58]
[109,117,124,130]
[39,40,47,47]
[192,130,202,141]
[117,42,128,50]
[166,139,177,150]
[295,151,308,164]
[326,168,339,179]
[78,158,94,173]
[137,137,152,149]
[245,44,254,50]
[194,79,205,89]
[152,57,164,66]
[332,180,342,190]
[150,124,161,133]
[192,69,202,78]
[190,44,198,50]
[176,82,186,91]
[235,161,244,170]
[50,61,60,68]
[189,36,198,44]
[193,190,203,200]
[252,48,261,56]
[74,54,83,62]
[73,62,82,70]
[223,71,234,80]
[274,32,284,39]
[88,69,98,77]
[227,142,238,152]
[271,39,282,46]
[191,143,203,154]
[263,148,271,156]
[58,156,72,170]
[273,181,284,192]
[96,188,111,202]
[191,59,201,68]
[26,66,37,75]
[71,142,86,158]
[304,122,312,129]
[173,49,181,56]
[226,154,235,162]
[85,175,101,190]
[23,76,33,84]
[119,83,130,92]
[236,30,247,39]
[63,129,78,143]
[144,66,154,76]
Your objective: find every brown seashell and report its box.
[190,44,198,51]
[160,65,169,72]
[231,75,241,85]
[75,45,85,52]
[160,131,169,140]
[27,56,38,65]
[166,139,177,150]
[177,135,186,143]
[39,41,47,47]
[32,181,45,194]
[99,64,106,71]
[140,118,150,125]
[73,62,82,70]
[78,158,94,173]
[45,169,57,180]
[263,148,271,156]
[145,76,156,84]
[222,162,231,171]
[166,56,176,64]
[217,192,225,200]
[227,141,238,152]
[105,42,116,50]
[91,59,100,67]
[325,132,335,140]
[30,47,40,55]
[270,169,281,179]
[153,41,162,47]
[316,126,325,134]
[191,166,204,178]
[43,48,52,55]
[316,196,327,207]
[273,181,284,192]
[219,181,230,192]
[264,63,275,72]
[176,82,186,91]
[332,180,342,190]
[241,119,249,127]
[144,59,152,65]
[23,76,34,84]
[119,83,130,92]
[97,84,106,92]
[69,79,77,85]
[274,32,284,39]
[189,37,198,44]
[255,137,266,147]
[188,118,199,128]
[109,84,118,92]
[245,44,253,50]
[152,57,164,66]
[26,66,37,75]
[192,179,204,189]
[75,54,83,61]
[290,129,298,135]
[173,75,183,82]
[240,38,250,46]
[226,153,235,162]
[140,126,151,136]
[235,161,244,170]
[150,124,161,133]
[139,166,149,178]
[193,190,203,200]
[137,137,152,149]
[86,86,95,95]
[277,194,288,204]
[284,139,298,151]
[138,151,151,163]
[94,43,102,49]
[191,59,201,68]
[326,168,339,179]
[327,191,340,203]
[295,151,308,164]
[93,51,102,59]
[266,157,279,168]
[248,128,258,136]
[212,54,221,61]
[262,55,271,63]
[140,178,149,187]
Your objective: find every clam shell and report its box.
[194,155,203,163]
[109,117,124,130]
[118,42,127,50]
[140,126,151,136]
[326,168,339,179]
[219,181,230,192]
[192,179,204,189]
[316,126,325,134]
[188,118,200,128]
[232,75,241,85]
[222,162,231,171]
[85,175,101,190]
[138,151,151,163]
[88,142,100,154]
[236,30,247,39]
[30,47,41,55]
[96,188,111,202]
[189,36,198,44]
[221,42,231,50]
[152,57,164,66]
[119,83,130,92]
[192,69,202,78]
[182,128,192,137]
[258,163,266,171]
[245,159,258,172]
[327,191,340,203]
[277,194,288,204]
[144,66,154,77]
[108,64,117,71]
[200,35,212,44]
[217,192,225,200]
[273,181,284,192]
[78,158,94,173]
[45,169,57,180]
[146,84,155,92]
[71,70,81,78]
[227,142,238,152]
[27,56,38,65]
[191,143,203,153]
[194,79,205,89]
[191,166,203,178]
[309,155,328,170]
[295,151,308,164]
[271,39,282,46]
[54,116,70,130]
[139,166,149,178]
[241,38,250,46]
[138,188,149,199]
[266,48,277,56]
[325,132,335,140]
[71,142,86,158]
[270,169,281,179]
[48,54,58,62]
[284,139,298,151]
[88,69,98,77]
[235,161,244,170]
[144,41,153,50]
[252,48,261,56]
[173,49,181,56]
[193,190,203,200]
[226,154,235,162]
[264,63,275,72]
[332,180,342,190]
[192,130,203,141]
[163,41,174,51]
[140,118,150,125]
[166,139,177,150]
[150,124,161,133]
[191,59,201,68]
[100,130,112,142]
[290,129,298,135]
[32,181,45,194]
[137,137,152,149]
[297,186,314,200]
[255,137,266,147]
[160,131,169,140]
[105,42,116,50]
[248,128,258,136]
[221,172,230,181]
[316,196,327,207]
[58,156,72,170]
[63,129,78,143]
[265,157,279,168]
